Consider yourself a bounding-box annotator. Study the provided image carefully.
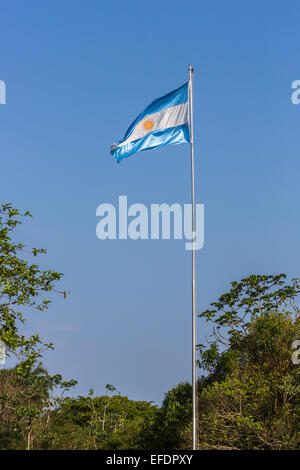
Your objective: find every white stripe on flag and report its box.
[118,102,188,148]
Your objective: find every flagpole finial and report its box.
[189,64,194,74]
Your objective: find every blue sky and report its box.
[1,0,299,404]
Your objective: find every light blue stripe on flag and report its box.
[110,82,190,162]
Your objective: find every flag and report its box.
[110,82,190,162]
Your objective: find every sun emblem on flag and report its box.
[143,118,154,132]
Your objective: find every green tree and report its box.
[45,385,157,450]
[0,203,67,367]
[140,382,192,449]
[0,363,76,450]
[197,274,300,449]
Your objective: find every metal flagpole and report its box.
[188,64,198,451]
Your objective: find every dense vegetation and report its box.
[0,204,299,449]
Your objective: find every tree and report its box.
[0,203,67,367]
[44,386,157,450]
[141,382,192,449]
[197,274,300,449]
[0,363,76,450]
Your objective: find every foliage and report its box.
[0,363,76,450]
[0,203,67,367]
[39,385,157,450]
[199,274,299,346]
[197,274,300,450]
[141,382,192,449]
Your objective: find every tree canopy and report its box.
[196,274,300,449]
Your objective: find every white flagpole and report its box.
[188,64,198,450]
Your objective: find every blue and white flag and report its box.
[110,82,190,162]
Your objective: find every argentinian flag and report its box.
[110,82,190,162]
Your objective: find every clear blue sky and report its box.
[1,0,299,404]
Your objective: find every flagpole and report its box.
[188,64,198,451]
